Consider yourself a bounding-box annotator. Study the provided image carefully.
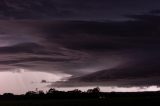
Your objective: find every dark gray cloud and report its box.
[47,13,160,87]
[1,0,160,20]
[51,49,160,87]
[0,40,89,74]
[1,11,160,88]
[39,15,160,51]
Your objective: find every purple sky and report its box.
[0,0,160,94]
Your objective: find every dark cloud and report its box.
[0,41,89,74]
[1,11,160,88]
[46,13,160,87]
[0,0,69,19]
[0,57,79,65]
[0,42,44,54]
[51,49,160,87]
[1,0,160,20]
[38,17,160,51]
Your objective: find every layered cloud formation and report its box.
[0,11,160,87]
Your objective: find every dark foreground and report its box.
[0,98,160,106]
[0,90,160,106]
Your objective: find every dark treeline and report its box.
[0,88,160,105]
[0,87,102,100]
[0,87,160,102]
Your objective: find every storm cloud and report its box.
[0,0,160,89]
[47,13,160,87]
[0,0,160,20]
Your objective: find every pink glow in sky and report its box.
[0,69,71,94]
[0,69,160,94]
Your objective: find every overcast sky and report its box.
[0,0,160,20]
[0,0,160,93]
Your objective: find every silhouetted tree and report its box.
[68,89,82,93]
[38,90,45,95]
[47,88,57,94]
[74,89,82,93]
[25,91,37,96]
[87,87,100,93]
[87,89,93,93]
[3,93,14,96]
[93,87,100,93]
